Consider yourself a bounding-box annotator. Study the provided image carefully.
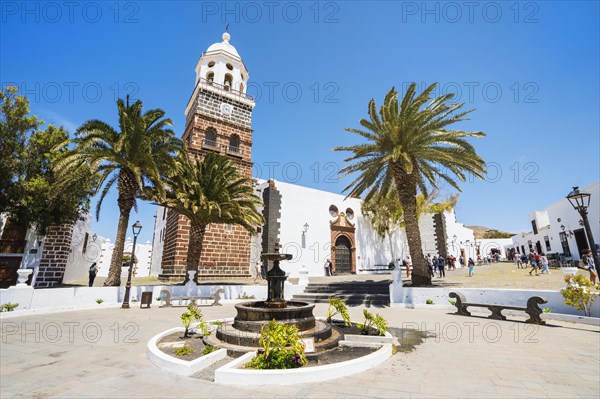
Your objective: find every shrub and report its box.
[237,292,256,300]
[0,303,19,312]
[202,345,218,355]
[96,298,104,304]
[357,309,388,336]
[210,320,223,326]
[426,299,434,305]
[180,305,209,338]
[561,274,600,317]
[245,320,307,369]
[325,297,351,326]
[542,308,552,313]
[448,299,456,306]
[173,346,194,356]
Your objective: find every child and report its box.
[468,258,475,277]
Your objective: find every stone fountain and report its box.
[208,242,340,354]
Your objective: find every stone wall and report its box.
[35,224,74,288]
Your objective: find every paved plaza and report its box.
[1,303,598,398]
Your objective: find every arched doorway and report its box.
[335,235,352,274]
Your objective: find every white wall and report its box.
[512,181,600,260]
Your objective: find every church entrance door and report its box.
[335,235,352,274]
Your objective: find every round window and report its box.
[346,208,355,220]
[208,61,215,68]
[226,63,233,70]
[329,205,338,218]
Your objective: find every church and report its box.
[150,32,479,281]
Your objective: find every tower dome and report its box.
[194,32,249,96]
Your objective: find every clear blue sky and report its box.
[2,1,599,244]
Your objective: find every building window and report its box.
[345,208,354,220]
[162,208,167,220]
[329,205,338,217]
[203,128,217,148]
[559,232,571,257]
[228,134,240,155]
[531,220,538,235]
[226,63,233,70]
[544,236,551,251]
[208,61,215,68]
[239,82,244,92]
[82,232,89,254]
[206,71,214,84]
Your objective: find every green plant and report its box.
[156,296,162,302]
[202,345,218,355]
[448,299,456,306]
[95,298,104,304]
[180,305,209,338]
[561,274,600,317]
[356,309,388,336]
[542,308,552,313]
[237,292,256,300]
[245,320,307,369]
[210,320,223,326]
[173,345,194,356]
[0,303,19,312]
[325,297,351,326]
[426,299,434,305]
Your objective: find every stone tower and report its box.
[159,32,256,281]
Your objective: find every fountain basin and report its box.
[233,301,316,332]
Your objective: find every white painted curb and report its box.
[214,333,393,386]
[146,327,227,376]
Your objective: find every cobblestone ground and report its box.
[1,304,598,398]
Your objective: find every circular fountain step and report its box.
[207,321,342,357]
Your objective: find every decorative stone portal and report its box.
[330,212,356,274]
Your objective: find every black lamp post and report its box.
[122,221,142,309]
[566,186,599,266]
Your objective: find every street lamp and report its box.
[301,223,309,249]
[566,186,599,266]
[122,221,142,309]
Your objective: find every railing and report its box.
[0,239,27,254]
[226,145,243,157]
[188,78,254,106]
[202,139,218,149]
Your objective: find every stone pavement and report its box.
[1,303,598,398]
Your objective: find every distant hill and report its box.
[465,226,515,239]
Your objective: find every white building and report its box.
[151,179,481,277]
[511,181,600,261]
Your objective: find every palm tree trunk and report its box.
[184,223,206,284]
[393,166,431,286]
[104,171,136,286]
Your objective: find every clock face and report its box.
[220,103,233,116]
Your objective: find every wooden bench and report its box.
[449,291,547,325]
[159,288,224,307]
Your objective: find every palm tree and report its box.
[56,97,181,286]
[150,151,263,284]
[335,83,486,286]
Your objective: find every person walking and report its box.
[581,249,597,284]
[88,262,98,287]
[528,250,539,276]
[437,255,446,278]
[324,259,332,276]
[426,254,434,277]
[540,253,551,275]
[432,256,439,277]
[468,257,475,277]
[516,253,523,269]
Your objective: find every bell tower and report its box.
[160,32,256,280]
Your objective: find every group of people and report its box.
[514,248,597,283]
[425,254,457,278]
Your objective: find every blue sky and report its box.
[2,1,599,244]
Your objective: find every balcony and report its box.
[202,139,219,151]
[226,145,244,158]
